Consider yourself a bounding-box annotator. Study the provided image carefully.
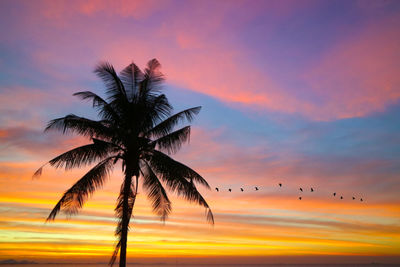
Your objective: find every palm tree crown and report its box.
[34,59,213,267]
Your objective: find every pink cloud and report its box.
[4,0,400,123]
[4,0,311,118]
[302,16,400,120]
[106,4,400,120]
[101,25,310,117]
[0,86,76,128]
[38,0,168,20]
[0,126,88,161]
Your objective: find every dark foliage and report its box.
[34,59,212,267]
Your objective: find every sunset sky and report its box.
[1,0,400,264]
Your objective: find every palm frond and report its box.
[45,114,113,140]
[32,164,46,179]
[141,162,171,221]
[149,150,210,189]
[33,139,119,178]
[151,94,172,123]
[153,126,190,155]
[73,91,108,107]
[46,156,116,221]
[119,63,144,102]
[137,59,164,102]
[147,106,201,139]
[144,58,164,89]
[47,138,121,170]
[94,62,127,103]
[148,151,213,224]
[73,91,120,121]
[136,94,173,133]
[109,240,121,266]
[114,179,136,234]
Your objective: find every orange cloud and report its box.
[0,130,8,138]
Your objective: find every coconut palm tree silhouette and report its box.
[34,59,213,267]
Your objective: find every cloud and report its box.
[4,1,399,121]
[31,0,168,21]
[0,126,87,160]
[77,0,168,18]
[0,0,324,121]
[169,127,400,204]
[0,259,37,265]
[302,16,400,120]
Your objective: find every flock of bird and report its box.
[214,183,364,202]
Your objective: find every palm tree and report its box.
[34,59,214,267]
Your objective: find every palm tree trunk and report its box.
[119,170,135,267]
[119,174,131,267]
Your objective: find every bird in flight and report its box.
[279,183,282,187]
[299,197,302,200]
[352,197,355,200]
[215,187,219,192]
[299,188,303,192]
[340,196,343,199]
[228,189,232,192]
[360,198,363,202]
[255,187,259,191]
[311,188,314,192]
[240,188,244,192]
[333,192,336,196]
